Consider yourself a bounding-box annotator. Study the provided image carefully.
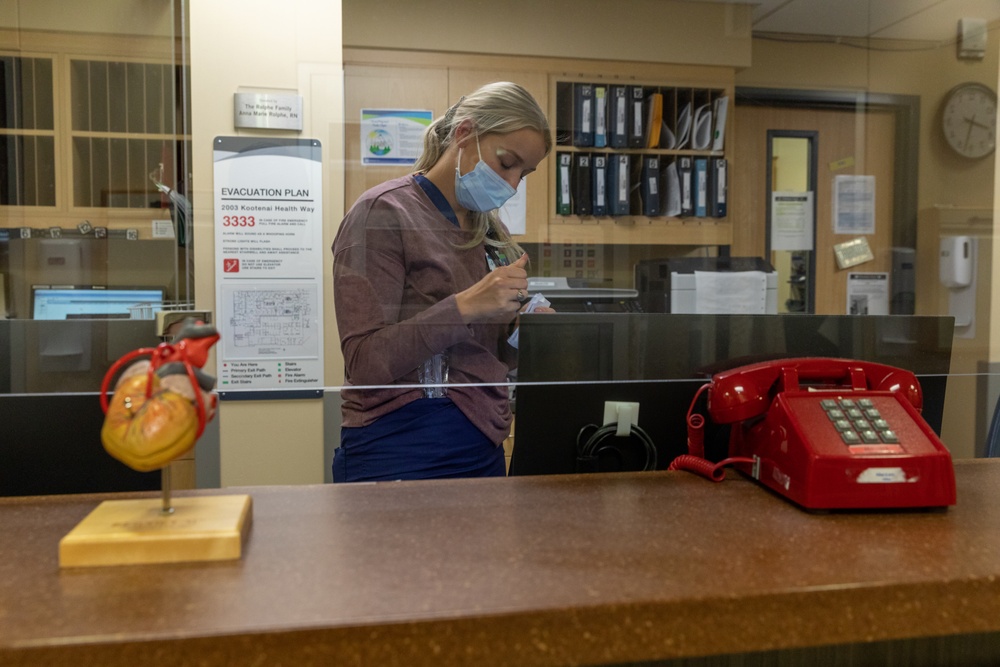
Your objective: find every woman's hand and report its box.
[456,253,530,323]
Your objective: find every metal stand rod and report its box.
[161,465,174,515]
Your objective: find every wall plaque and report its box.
[234,92,303,130]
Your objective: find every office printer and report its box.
[526,276,643,313]
[634,257,778,314]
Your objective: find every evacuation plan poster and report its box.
[213,137,324,393]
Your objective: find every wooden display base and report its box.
[59,495,252,568]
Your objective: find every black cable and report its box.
[575,422,658,473]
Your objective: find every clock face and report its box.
[942,83,997,159]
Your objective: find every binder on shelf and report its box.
[712,96,729,152]
[610,86,629,148]
[662,160,681,217]
[694,157,708,217]
[709,157,727,217]
[556,153,572,215]
[572,153,593,216]
[628,85,645,148]
[641,155,661,217]
[592,154,608,216]
[644,93,663,148]
[594,85,608,148]
[555,83,573,146]
[607,153,631,216]
[573,83,594,147]
[678,156,694,217]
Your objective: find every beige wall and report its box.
[0,0,173,36]
[191,0,343,486]
[737,34,999,211]
[342,0,753,68]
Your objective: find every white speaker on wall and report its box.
[958,18,987,60]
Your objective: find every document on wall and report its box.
[770,191,813,251]
[213,137,324,396]
[846,272,889,316]
[498,179,527,235]
[360,108,433,165]
[833,175,875,235]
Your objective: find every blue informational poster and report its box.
[360,108,433,165]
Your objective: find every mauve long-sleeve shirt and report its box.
[332,175,517,445]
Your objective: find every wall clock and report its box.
[942,82,997,159]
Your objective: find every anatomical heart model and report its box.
[58,319,247,568]
[100,319,219,473]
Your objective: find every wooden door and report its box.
[732,104,897,315]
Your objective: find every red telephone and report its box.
[672,357,956,510]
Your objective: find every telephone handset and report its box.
[670,357,956,510]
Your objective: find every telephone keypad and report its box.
[834,419,853,432]
[821,397,903,449]
[841,431,862,444]
[860,429,880,444]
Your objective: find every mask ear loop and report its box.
[473,133,484,161]
[456,133,485,179]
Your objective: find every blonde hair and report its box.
[414,81,552,253]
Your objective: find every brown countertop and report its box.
[3,459,1000,666]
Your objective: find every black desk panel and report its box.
[1,393,160,496]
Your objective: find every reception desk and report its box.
[3,460,1000,666]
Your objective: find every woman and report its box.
[332,81,552,482]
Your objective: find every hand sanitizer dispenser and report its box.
[939,235,975,334]
[939,236,973,288]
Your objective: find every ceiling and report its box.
[690,0,1000,41]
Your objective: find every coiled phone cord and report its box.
[669,382,754,482]
[686,384,709,458]
[667,454,756,482]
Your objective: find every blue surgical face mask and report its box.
[454,135,517,212]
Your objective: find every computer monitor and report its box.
[509,313,955,476]
[31,285,165,320]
